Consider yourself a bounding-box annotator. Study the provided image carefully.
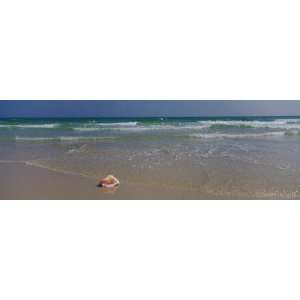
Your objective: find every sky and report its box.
[1,100,300,118]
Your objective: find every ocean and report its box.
[1,116,300,199]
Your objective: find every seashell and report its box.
[97,175,120,188]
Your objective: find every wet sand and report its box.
[0,163,215,200]
[1,134,300,199]
[1,161,297,199]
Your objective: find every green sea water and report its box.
[1,116,300,141]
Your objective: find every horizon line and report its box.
[1,115,300,119]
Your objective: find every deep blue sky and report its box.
[1,100,300,118]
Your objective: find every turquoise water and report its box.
[1,116,300,199]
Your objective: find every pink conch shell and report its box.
[97,175,120,188]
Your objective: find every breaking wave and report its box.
[1,118,300,142]
[196,119,300,130]
[0,123,59,129]
[15,136,115,141]
[1,118,300,131]
[190,131,287,139]
[73,127,102,132]
[95,122,138,127]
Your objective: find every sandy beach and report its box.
[0,163,218,200]
[1,156,299,199]
[1,116,300,199]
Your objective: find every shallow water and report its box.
[1,117,300,199]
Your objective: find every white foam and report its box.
[197,120,300,130]
[15,136,115,141]
[94,120,300,131]
[95,122,138,127]
[190,131,286,139]
[115,124,210,131]
[274,118,300,123]
[0,124,58,128]
[73,127,101,131]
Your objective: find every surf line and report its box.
[0,159,25,164]
[24,160,96,179]
[0,159,96,179]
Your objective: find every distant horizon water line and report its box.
[2,115,300,120]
